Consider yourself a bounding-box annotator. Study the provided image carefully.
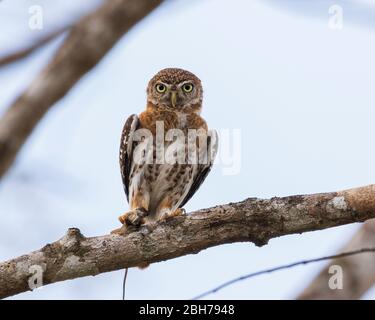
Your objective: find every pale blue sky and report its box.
[1,0,375,299]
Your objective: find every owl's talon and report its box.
[170,208,186,217]
[177,208,186,216]
[118,208,148,227]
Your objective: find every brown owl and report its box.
[113,68,218,233]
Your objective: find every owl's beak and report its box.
[171,91,177,108]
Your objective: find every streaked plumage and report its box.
[115,68,218,229]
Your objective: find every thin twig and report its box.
[192,247,375,300]
[0,26,70,67]
[122,268,129,300]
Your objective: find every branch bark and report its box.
[0,0,163,179]
[297,219,375,300]
[1,184,374,299]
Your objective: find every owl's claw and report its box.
[173,208,186,216]
[119,208,148,226]
[111,208,149,236]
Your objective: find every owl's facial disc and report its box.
[147,68,203,112]
[154,82,185,108]
[150,80,201,113]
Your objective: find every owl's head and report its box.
[146,68,203,113]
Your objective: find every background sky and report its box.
[1,0,375,299]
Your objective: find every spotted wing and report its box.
[119,114,140,202]
[179,129,219,208]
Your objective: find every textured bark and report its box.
[298,219,375,300]
[0,0,163,179]
[0,185,374,299]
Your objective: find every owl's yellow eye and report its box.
[155,83,166,93]
[182,83,194,93]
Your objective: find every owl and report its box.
[112,68,218,233]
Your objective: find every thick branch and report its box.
[297,219,375,300]
[0,0,163,179]
[1,185,374,299]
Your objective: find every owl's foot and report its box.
[159,208,186,221]
[111,208,149,236]
[119,208,149,226]
[172,208,186,217]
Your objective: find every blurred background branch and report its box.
[0,0,163,180]
[0,25,70,67]
[297,220,375,300]
[194,247,375,300]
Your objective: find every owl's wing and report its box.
[179,129,219,208]
[119,114,140,202]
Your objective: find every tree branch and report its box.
[0,26,70,67]
[0,0,163,179]
[297,219,375,300]
[1,184,374,299]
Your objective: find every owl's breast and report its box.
[130,161,196,214]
